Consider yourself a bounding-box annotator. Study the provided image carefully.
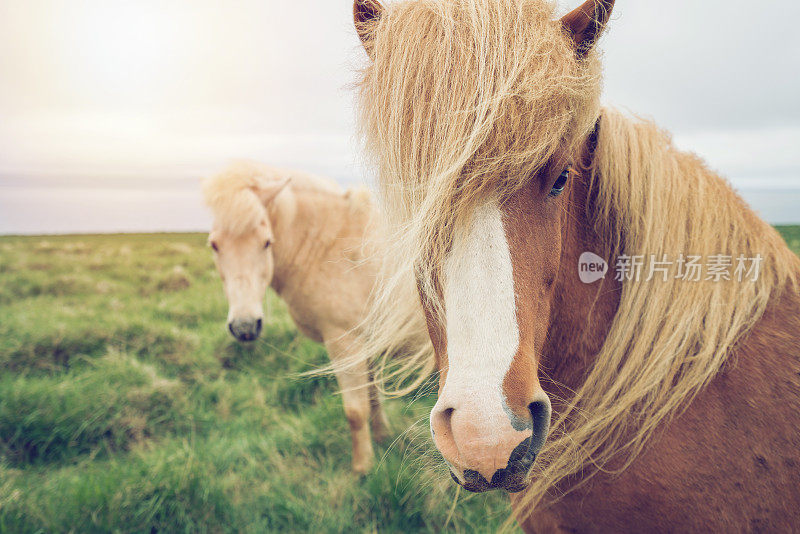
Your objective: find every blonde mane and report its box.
[354,0,800,517]
[202,160,342,235]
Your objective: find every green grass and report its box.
[0,233,517,533]
[776,225,800,256]
[2,229,798,533]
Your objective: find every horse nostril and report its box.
[430,405,456,449]
[256,318,262,332]
[528,398,552,455]
[432,406,455,434]
[228,323,236,337]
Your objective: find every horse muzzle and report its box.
[432,394,551,493]
[228,317,263,342]
[454,436,537,493]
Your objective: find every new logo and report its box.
[578,252,608,283]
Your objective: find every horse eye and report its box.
[210,242,219,252]
[264,240,272,249]
[550,168,569,197]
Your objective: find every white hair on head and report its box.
[202,160,279,236]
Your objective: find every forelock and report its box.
[202,161,273,236]
[358,0,603,318]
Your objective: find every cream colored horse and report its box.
[203,160,389,473]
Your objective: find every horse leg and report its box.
[368,371,390,443]
[325,332,374,474]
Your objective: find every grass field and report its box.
[0,232,515,533]
[1,228,798,533]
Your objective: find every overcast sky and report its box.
[0,0,798,233]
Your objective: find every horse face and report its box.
[353,0,612,494]
[209,219,274,342]
[421,173,568,493]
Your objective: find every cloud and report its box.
[1,0,798,232]
[0,0,797,191]
[673,126,800,189]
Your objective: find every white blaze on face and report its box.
[439,200,520,421]
[210,229,271,325]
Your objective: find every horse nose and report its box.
[228,317,263,342]
[430,393,551,493]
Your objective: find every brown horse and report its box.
[352,0,800,531]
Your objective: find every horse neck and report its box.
[266,187,348,295]
[541,136,622,400]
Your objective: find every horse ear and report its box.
[354,0,384,56]
[561,0,614,58]
[259,178,291,206]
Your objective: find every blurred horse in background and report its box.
[352,0,800,530]
[203,161,427,473]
